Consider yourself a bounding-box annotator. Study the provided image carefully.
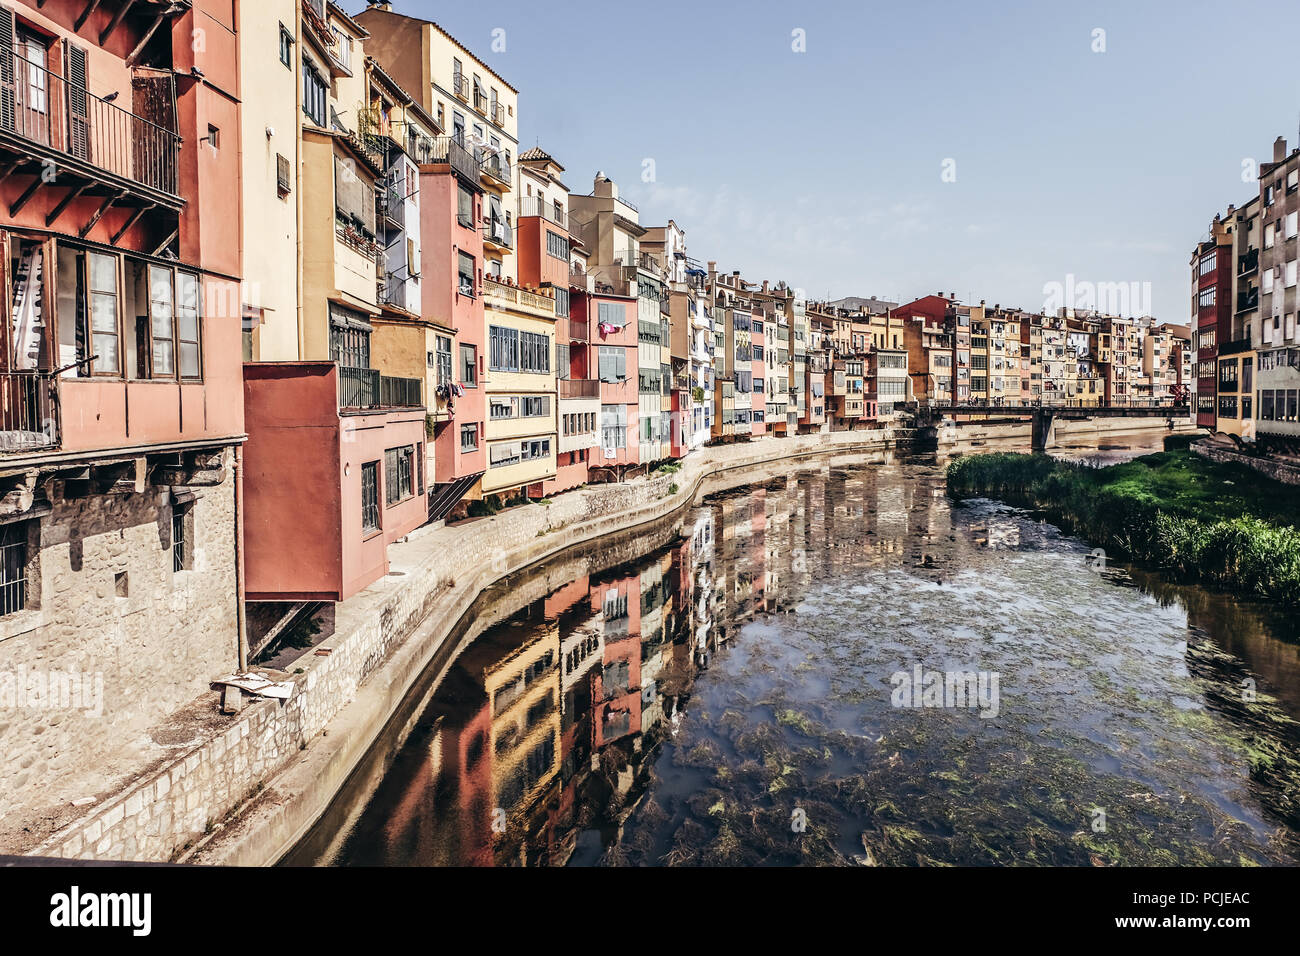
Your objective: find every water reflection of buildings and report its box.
[334,464,958,865]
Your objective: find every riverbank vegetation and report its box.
[946,450,1300,607]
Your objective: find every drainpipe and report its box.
[234,445,249,672]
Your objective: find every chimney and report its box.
[979,299,985,306]
[593,173,616,200]
[366,1,393,9]
[1276,137,1288,163]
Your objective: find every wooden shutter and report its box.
[0,6,15,132]
[66,42,88,159]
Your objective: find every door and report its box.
[15,30,49,145]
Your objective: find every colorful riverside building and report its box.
[356,3,559,506]
[239,0,426,602]
[1253,138,1300,451]
[0,0,245,794]
[516,146,591,496]
[1191,214,1233,428]
[570,174,665,467]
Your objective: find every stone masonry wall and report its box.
[1193,439,1300,485]
[0,451,239,833]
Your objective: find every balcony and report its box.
[563,317,589,342]
[1236,289,1259,314]
[558,378,599,399]
[483,276,556,316]
[337,366,423,410]
[1238,249,1259,277]
[422,136,480,184]
[0,50,180,204]
[482,218,513,251]
[518,195,566,229]
[0,370,59,454]
[451,73,469,101]
[477,149,511,187]
[472,89,489,116]
[378,185,405,228]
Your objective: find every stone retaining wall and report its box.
[1192,440,1300,486]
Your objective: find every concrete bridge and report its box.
[914,403,1191,450]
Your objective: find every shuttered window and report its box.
[66,43,88,159]
[0,8,14,133]
[334,154,375,236]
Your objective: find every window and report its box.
[87,251,119,375]
[553,287,569,318]
[177,272,201,379]
[279,24,294,68]
[458,251,475,296]
[546,230,568,261]
[302,58,327,126]
[330,27,352,71]
[434,335,452,387]
[0,522,29,617]
[597,302,625,328]
[329,313,371,369]
[277,153,292,197]
[489,325,517,371]
[457,185,474,228]
[490,327,550,373]
[149,266,176,376]
[488,440,548,468]
[172,506,190,572]
[384,446,414,506]
[601,404,627,451]
[460,343,477,386]
[460,423,478,451]
[361,462,380,533]
[1198,253,1216,277]
[1197,287,1216,310]
[521,331,550,373]
[599,345,626,382]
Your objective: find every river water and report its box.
[288,435,1300,866]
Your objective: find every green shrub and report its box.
[946,451,1300,606]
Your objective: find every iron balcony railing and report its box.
[380,374,422,408]
[476,147,511,186]
[482,218,513,249]
[518,195,566,228]
[422,135,480,183]
[338,366,423,409]
[1,50,179,196]
[0,370,58,453]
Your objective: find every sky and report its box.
[352,0,1300,323]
